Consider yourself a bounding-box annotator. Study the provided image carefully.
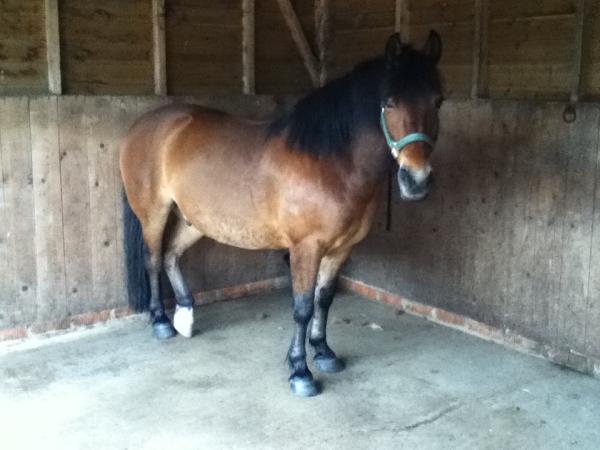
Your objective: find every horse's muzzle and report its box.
[397,167,432,201]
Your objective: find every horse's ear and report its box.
[385,33,404,63]
[422,30,442,64]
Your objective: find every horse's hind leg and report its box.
[140,203,176,339]
[164,214,203,338]
[309,246,352,373]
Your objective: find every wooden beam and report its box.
[471,0,490,99]
[315,0,331,86]
[276,0,320,87]
[571,0,592,102]
[44,0,62,94]
[242,0,255,94]
[152,0,167,95]
[395,0,409,42]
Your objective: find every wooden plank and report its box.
[0,105,11,327]
[0,97,37,325]
[152,0,167,95]
[0,0,48,94]
[490,0,576,20]
[60,0,153,95]
[463,100,502,325]
[85,97,120,310]
[58,96,92,316]
[586,104,600,359]
[395,0,409,41]
[505,103,568,342]
[29,96,67,322]
[315,0,331,86]
[410,0,475,25]
[471,0,490,98]
[556,104,599,353]
[165,1,242,94]
[275,0,320,87]
[570,0,592,102]
[502,103,544,339]
[44,0,62,94]
[487,12,575,99]
[242,0,256,94]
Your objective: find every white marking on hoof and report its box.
[173,305,194,338]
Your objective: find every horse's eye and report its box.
[384,99,395,108]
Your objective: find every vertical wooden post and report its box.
[395,0,409,42]
[276,0,320,87]
[571,0,592,102]
[152,0,167,95]
[315,0,331,86]
[471,0,490,99]
[44,0,62,94]
[242,0,256,94]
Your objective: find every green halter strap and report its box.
[380,107,435,159]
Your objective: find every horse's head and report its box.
[380,31,443,201]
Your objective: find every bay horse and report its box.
[120,31,443,397]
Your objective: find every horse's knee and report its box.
[163,250,178,272]
[316,281,336,309]
[293,292,314,324]
[144,250,162,272]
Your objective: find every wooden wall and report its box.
[409,0,475,98]
[0,95,284,330]
[330,0,395,79]
[346,98,600,367]
[2,0,599,100]
[256,0,314,94]
[59,0,154,95]
[0,0,47,94]
[166,0,242,94]
[487,0,577,100]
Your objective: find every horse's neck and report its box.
[348,129,391,189]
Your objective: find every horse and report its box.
[120,31,443,397]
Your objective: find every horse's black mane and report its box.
[267,44,441,157]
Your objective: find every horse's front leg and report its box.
[287,243,322,397]
[309,247,351,373]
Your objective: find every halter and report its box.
[380,107,435,159]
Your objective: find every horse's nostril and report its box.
[398,167,414,187]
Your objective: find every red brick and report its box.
[379,291,404,307]
[113,307,135,319]
[71,310,111,326]
[465,319,500,340]
[0,326,28,341]
[435,309,465,327]
[406,302,433,317]
[29,318,70,334]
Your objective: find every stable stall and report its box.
[1,1,599,447]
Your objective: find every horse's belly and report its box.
[194,215,285,250]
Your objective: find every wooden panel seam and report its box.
[45,0,62,94]
[152,0,167,95]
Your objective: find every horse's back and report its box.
[120,104,250,208]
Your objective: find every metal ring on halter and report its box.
[380,107,435,158]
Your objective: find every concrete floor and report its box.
[1,292,600,450]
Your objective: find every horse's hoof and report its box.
[314,355,345,373]
[290,376,320,397]
[173,305,194,338]
[152,320,176,340]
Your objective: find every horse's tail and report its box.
[122,192,150,312]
